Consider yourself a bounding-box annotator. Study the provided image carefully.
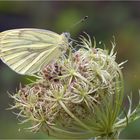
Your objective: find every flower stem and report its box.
[94,131,120,140]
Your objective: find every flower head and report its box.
[10,34,136,139]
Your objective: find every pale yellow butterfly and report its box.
[0,28,70,75]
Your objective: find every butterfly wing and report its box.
[0,28,68,75]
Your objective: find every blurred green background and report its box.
[0,1,140,139]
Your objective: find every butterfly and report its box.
[0,28,70,75]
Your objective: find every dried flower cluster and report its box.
[10,34,140,139]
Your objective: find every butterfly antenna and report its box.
[68,16,88,32]
[67,16,88,42]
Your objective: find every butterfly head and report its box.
[63,32,70,38]
[62,32,70,39]
[60,32,71,46]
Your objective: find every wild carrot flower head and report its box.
[10,34,139,139]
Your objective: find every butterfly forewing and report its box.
[0,28,68,75]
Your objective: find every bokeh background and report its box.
[0,1,140,139]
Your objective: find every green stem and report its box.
[95,131,120,140]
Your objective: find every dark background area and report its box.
[0,1,140,139]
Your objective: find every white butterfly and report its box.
[0,28,70,75]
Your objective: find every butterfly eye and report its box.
[63,32,70,39]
